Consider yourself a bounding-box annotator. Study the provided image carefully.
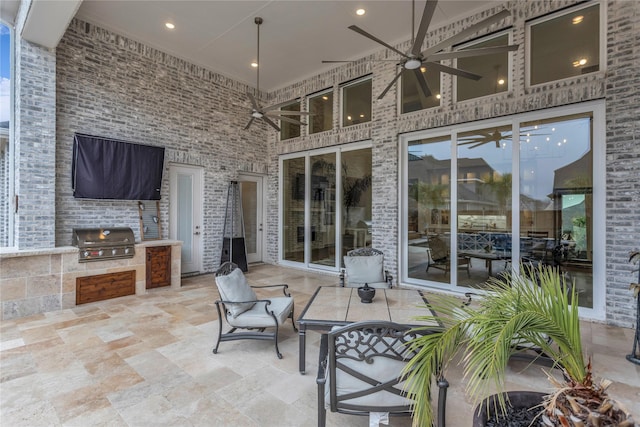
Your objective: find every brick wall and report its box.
[55,19,269,271]
[264,0,640,326]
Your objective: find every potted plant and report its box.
[628,250,640,365]
[404,263,637,427]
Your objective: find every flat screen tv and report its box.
[72,133,165,200]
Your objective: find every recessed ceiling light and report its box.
[356,8,366,16]
[251,62,258,68]
[497,78,505,85]
[359,114,365,118]
[347,115,352,121]
[420,67,426,73]
[165,22,175,30]
[572,15,584,24]
[573,58,587,67]
[322,96,329,101]
[435,94,441,99]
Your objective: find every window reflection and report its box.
[342,78,371,127]
[280,101,301,140]
[456,33,510,101]
[308,90,333,134]
[401,68,440,114]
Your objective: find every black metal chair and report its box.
[213,262,297,359]
[316,321,448,427]
[426,235,471,277]
[340,247,393,288]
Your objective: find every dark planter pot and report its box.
[472,391,546,427]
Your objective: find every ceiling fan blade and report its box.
[377,69,403,100]
[263,99,302,112]
[262,116,281,132]
[413,68,432,98]
[244,117,255,130]
[246,92,259,110]
[411,0,438,56]
[269,115,306,126]
[322,60,357,63]
[458,138,488,145]
[425,61,482,80]
[422,9,512,57]
[470,141,491,149]
[268,110,313,116]
[348,25,409,59]
[429,44,519,61]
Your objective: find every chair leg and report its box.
[318,383,327,427]
[213,301,225,354]
[437,376,449,427]
[273,321,282,359]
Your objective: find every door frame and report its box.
[169,163,203,274]
[238,173,267,264]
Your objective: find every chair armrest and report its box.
[385,270,393,288]
[250,283,291,297]
[316,334,329,384]
[339,269,345,287]
[215,297,273,306]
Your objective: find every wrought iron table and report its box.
[296,286,440,374]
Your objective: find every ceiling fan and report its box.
[244,17,310,132]
[323,0,519,100]
[458,129,548,149]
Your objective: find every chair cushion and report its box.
[227,297,293,328]
[344,254,385,285]
[215,268,257,317]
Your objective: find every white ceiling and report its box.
[3,0,501,92]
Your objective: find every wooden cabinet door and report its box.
[146,246,171,289]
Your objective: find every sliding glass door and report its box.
[281,143,372,270]
[401,103,604,315]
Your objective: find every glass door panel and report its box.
[519,113,593,308]
[406,137,452,284]
[282,157,305,262]
[310,153,337,266]
[457,125,513,285]
[341,148,372,261]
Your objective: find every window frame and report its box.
[398,100,606,321]
[453,29,514,103]
[306,87,334,135]
[0,19,14,248]
[525,0,606,88]
[340,76,372,128]
[279,99,302,141]
[398,66,442,115]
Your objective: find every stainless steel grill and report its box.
[72,227,136,262]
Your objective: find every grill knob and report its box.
[83,251,89,257]
[112,249,117,255]
[125,248,130,254]
[98,250,104,256]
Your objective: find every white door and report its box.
[239,174,264,264]
[169,164,203,274]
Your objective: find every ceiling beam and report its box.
[21,0,83,48]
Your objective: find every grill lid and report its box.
[72,227,135,249]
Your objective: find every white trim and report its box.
[399,100,606,320]
[525,1,605,89]
[453,29,514,104]
[279,140,373,272]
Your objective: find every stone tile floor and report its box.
[1,264,639,426]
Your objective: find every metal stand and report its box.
[627,258,640,365]
[627,292,640,365]
[221,181,248,272]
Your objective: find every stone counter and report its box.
[0,240,182,320]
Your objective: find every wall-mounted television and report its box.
[72,133,165,200]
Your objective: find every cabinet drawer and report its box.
[76,270,136,305]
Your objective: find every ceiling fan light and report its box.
[405,58,422,70]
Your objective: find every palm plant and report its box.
[404,264,636,427]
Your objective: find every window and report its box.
[341,78,371,127]
[528,3,601,86]
[281,143,372,270]
[280,100,301,140]
[0,21,12,247]
[401,68,440,114]
[456,33,511,101]
[401,103,604,317]
[308,89,333,134]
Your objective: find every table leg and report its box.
[299,325,306,374]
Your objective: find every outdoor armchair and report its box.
[340,247,393,288]
[213,261,297,359]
